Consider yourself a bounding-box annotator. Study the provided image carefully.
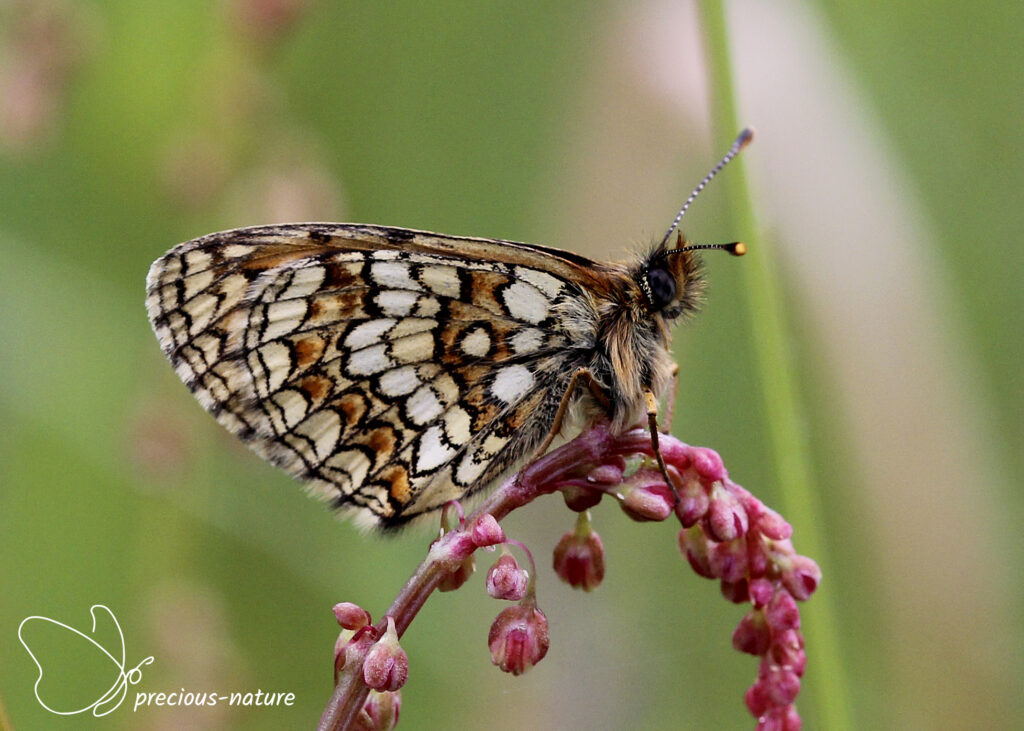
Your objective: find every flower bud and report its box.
[678,527,714,579]
[561,484,603,512]
[437,554,475,592]
[486,553,529,601]
[333,602,371,630]
[674,471,710,527]
[587,460,625,484]
[356,690,401,731]
[764,666,801,706]
[471,513,505,547]
[757,508,793,540]
[765,591,800,633]
[732,610,771,656]
[363,617,409,692]
[706,487,749,542]
[771,629,808,676]
[619,475,674,522]
[488,602,549,675]
[757,706,802,731]
[780,555,821,601]
[720,578,749,604]
[552,519,605,592]
[748,578,775,608]
[745,679,770,717]
[708,538,749,583]
[690,447,726,482]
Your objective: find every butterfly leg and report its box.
[645,388,679,502]
[512,367,611,494]
[531,367,610,459]
[661,363,680,433]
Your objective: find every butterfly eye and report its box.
[645,267,676,311]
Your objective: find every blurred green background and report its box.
[1,1,1020,729]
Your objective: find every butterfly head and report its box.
[639,236,745,318]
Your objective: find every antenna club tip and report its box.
[730,242,747,256]
[736,127,755,149]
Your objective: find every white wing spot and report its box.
[491,364,534,404]
[417,425,456,472]
[509,327,543,355]
[379,366,420,397]
[376,290,419,317]
[515,266,564,298]
[461,327,491,358]
[406,386,444,425]
[347,343,391,376]
[371,261,420,291]
[345,319,396,349]
[419,265,461,297]
[502,281,548,324]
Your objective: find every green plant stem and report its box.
[698,2,853,728]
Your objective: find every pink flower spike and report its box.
[488,601,550,675]
[552,512,605,592]
[720,578,749,604]
[486,552,529,601]
[357,690,401,731]
[363,617,409,692]
[333,602,371,631]
[471,513,505,547]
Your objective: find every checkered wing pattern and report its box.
[145,224,587,528]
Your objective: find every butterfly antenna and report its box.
[658,127,754,250]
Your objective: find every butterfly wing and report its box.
[146,223,609,528]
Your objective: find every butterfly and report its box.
[146,129,752,530]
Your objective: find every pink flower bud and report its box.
[780,556,821,601]
[674,472,710,527]
[745,679,770,716]
[733,611,771,656]
[690,447,726,482]
[588,461,625,484]
[488,602,550,675]
[771,629,808,676]
[757,706,802,731]
[720,578,749,603]
[333,602,371,630]
[356,690,401,731]
[619,476,674,522]
[707,488,749,542]
[471,513,505,547]
[764,666,801,706]
[757,508,793,540]
[552,524,605,592]
[765,591,801,632]
[708,538,749,583]
[561,484,603,512]
[363,617,409,692]
[486,553,529,601]
[437,554,475,592]
[749,578,775,608]
[678,528,714,579]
